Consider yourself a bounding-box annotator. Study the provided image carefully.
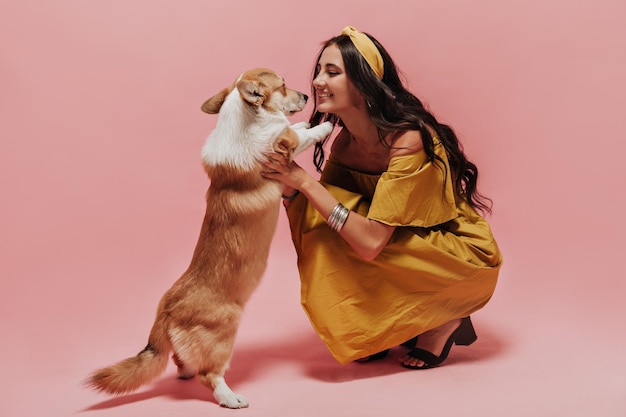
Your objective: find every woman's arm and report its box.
[262,159,395,261]
[300,173,395,261]
[263,130,423,260]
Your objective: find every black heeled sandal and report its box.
[355,335,419,363]
[402,317,477,370]
[355,349,390,363]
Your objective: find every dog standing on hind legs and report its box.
[85,68,333,408]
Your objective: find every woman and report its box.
[262,26,503,369]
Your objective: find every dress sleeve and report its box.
[368,145,458,227]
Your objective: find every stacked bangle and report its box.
[327,203,350,232]
[281,190,300,201]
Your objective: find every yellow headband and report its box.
[341,26,384,79]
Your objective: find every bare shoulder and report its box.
[389,130,424,158]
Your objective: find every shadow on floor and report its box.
[82,322,507,411]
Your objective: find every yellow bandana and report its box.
[341,26,384,79]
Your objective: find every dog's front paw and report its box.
[316,121,334,138]
[290,121,310,130]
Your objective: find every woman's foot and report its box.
[400,318,474,369]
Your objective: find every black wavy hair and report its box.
[309,31,492,214]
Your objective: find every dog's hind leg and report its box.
[196,340,246,408]
[170,336,247,407]
[198,372,248,409]
[170,315,246,408]
[172,352,196,380]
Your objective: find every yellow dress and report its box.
[286,140,503,364]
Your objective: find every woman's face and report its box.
[313,44,364,115]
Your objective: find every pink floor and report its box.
[2,1,625,416]
[2,215,625,417]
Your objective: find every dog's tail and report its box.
[85,317,170,395]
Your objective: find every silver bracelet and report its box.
[327,203,350,232]
[281,190,300,201]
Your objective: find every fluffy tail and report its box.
[85,318,170,395]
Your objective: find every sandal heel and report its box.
[454,317,477,346]
[402,317,477,370]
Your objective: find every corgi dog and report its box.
[86,68,333,408]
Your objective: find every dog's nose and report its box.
[303,93,309,102]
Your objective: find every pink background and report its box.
[2,0,625,416]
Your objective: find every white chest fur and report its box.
[201,88,290,171]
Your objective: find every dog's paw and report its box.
[290,121,310,130]
[219,394,249,409]
[316,121,334,138]
[273,136,296,161]
[215,386,249,409]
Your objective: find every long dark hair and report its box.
[309,32,492,215]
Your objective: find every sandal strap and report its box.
[405,347,443,367]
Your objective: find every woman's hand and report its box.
[261,149,309,192]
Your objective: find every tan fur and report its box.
[85,68,332,409]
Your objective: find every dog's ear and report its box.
[237,79,268,107]
[201,87,230,114]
